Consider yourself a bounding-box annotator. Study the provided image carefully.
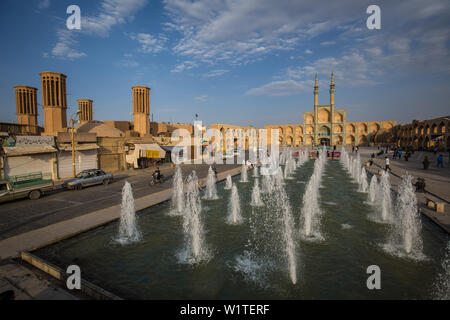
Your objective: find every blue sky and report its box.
[0,0,449,128]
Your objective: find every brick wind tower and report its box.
[78,99,93,124]
[14,85,38,127]
[132,85,150,137]
[40,71,68,135]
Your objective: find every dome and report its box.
[76,120,125,137]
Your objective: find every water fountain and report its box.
[251,178,264,207]
[368,175,378,203]
[253,166,259,177]
[169,165,184,216]
[227,184,242,224]
[180,171,209,263]
[378,170,393,222]
[261,173,273,194]
[358,167,369,193]
[385,174,424,258]
[240,163,248,183]
[300,148,326,240]
[203,166,218,200]
[433,241,450,300]
[35,151,449,299]
[225,174,232,190]
[115,181,141,244]
[269,167,298,284]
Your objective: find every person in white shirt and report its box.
[385,157,390,172]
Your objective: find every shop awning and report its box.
[134,143,166,159]
[3,145,57,156]
[59,143,99,151]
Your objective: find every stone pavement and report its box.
[0,261,82,300]
[354,147,450,233]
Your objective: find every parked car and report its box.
[63,169,113,190]
[0,178,54,203]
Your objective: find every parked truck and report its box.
[0,172,55,203]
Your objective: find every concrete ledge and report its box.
[21,251,121,300]
[0,166,242,260]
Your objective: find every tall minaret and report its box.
[330,72,335,145]
[314,73,319,107]
[330,72,335,107]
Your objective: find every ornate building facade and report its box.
[264,73,397,146]
[395,116,449,150]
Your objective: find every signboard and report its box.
[145,150,160,158]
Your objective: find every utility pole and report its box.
[70,110,81,177]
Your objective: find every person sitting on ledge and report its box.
[413,177,426,192]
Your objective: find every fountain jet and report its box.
[203,166,218,200]
[251,178,264,207]
[225,174,232,190]
[170,165,184,216]
[116,181,141,244]
[228,183,242,224]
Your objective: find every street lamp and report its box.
[70,110,81,177]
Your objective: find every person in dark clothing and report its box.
[413,177,426,192]
[437,154,444,168]
[153,167,161,181]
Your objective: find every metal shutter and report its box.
[5,154,52,180]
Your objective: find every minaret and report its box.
[40,71,68,135]
[314,73,319,107]
[78,99,93,125]
[132,85,150,137]
[330,72,335,145]
[330,72,335,107]
[14,86,38,127]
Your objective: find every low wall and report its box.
[21,251,121,300]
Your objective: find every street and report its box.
[0,163,240,241]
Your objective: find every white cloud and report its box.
[247,80,311,96]
[203,69,229,77]
[129,33,167,53]
[171,61,198,73]
[320,41,336,46]
[163,0,361,67]
[115,59,139,67]
[37,0,50,10]
[44,30,87,60]
[248,50,378,96]
[304,49,313,54]
[195,95,208,102]
[82,0,148,37]
[47,0,148,59]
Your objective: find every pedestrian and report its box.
[385,157,390,172]
[398,150,403,159]
[437,154,444,168]
[352,146,355,153]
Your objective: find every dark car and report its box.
[63,169,113,190]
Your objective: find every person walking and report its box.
[385,157,390,172]
[437,154,444,168]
